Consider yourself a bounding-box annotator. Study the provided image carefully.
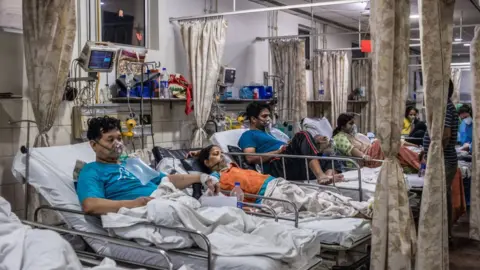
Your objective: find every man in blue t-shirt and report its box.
[77,116,218,215]
[238,102,343,184]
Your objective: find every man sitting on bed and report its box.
[76,116,219,215]
[238,102,343,184]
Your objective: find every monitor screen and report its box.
[88,50,114,70]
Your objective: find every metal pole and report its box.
[233,0,236,11]
[169,0,367,22]
[315,47,361,51]
[9,120,36,220]
[410,23,479,31]
[256,31,370,41]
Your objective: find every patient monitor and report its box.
[78,41,118,73]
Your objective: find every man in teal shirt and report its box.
[77,116,218,215]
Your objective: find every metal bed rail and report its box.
[226,152,365,202]
[22,219,173,270]
[34,205,214,270]
[220,189,299,227]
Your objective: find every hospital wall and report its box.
[0,0,355,214]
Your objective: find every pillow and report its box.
[73,160,86,190]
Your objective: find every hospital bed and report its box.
[153,147,372,270]
[11,142,324,270]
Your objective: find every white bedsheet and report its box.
[335,167,415,200]
[0,197,129,270]
[102,182,321,268]
[263,179,372,219]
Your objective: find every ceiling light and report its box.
[101,2,105,5]
[454,38,462,42]
[464,43,471,47]
[410,38,420,41]
[410,14,420,19]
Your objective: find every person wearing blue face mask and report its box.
[457,104,473,151]
[76,116,219,215]
[237,102,343,184]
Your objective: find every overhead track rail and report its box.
[169,0,368,22]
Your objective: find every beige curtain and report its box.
[22,0,77,222]
[450,68,462,104]
[368,0,416,269]
[470,26,480,241]
[415,0,456,269]
[270,39,307,131]
[180,18,228,148]
[352,59,374,133]
[313,52,349,126]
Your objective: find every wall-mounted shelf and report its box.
[218,99,272,104]
[110,97,187,103]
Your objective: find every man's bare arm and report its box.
[82,197,151,215]
[244,147,283,164]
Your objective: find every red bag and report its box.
[168,74,193,115]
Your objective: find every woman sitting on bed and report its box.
[196,145,371,218]
[332,113,421,172]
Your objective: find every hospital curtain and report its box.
[312,52,349,126]
[179,18,228,148]
[415,0,456,269]
[351,59,375,133]
[470,26,480,241]
[450,68,462,104]
[270,39,307,132]
[22,0,77,221]
[368,0,416,269]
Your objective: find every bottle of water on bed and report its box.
[230,182,244,209]
[418,162,426,177]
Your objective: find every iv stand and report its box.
[126,61,161,149]
[9,120,36,220]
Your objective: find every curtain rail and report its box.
[169,0,367,22]
[256,31,370,41]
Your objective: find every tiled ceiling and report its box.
[255,0,480,54]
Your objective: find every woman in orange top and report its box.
[196,145,344,201]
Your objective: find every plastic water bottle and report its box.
[418,162,426,177]
[318,81,325,101]
[230,182,244,209]
[160,68,170,98]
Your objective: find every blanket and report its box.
[263,179,373,219]
[342,167,381,184]
[101,181,320,267]
[0,197,130,270]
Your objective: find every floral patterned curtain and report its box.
[22,0,77,221]
[369,0,416,269]
[470,26,480,241]
[180,18,228,148]
[270,39,307,132]
[415,0,456,269]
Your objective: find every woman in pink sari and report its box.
[332,113,421,171]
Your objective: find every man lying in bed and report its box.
[76,116,219,215]
[196,145,370,218]
[238,102,343,184]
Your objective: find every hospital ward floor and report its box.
[450,212,480,269]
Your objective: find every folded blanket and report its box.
[101,182,320,266]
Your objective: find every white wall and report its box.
[0,0,356,213]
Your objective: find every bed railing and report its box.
[220,189,299,227]
[226,152,365,202]
[33,205,214,270]
[22,219,173,270]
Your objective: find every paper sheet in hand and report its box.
[200,196,237,208]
